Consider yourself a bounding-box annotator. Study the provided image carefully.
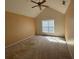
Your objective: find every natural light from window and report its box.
[45,37,66,44]
[42,20,54,33]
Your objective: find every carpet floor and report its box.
[6,36,72,59]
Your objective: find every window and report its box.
[42,20,54,33]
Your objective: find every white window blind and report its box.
[42,20,54,33]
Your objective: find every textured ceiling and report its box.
[5,0,71,17]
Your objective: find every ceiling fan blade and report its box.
[41,0,46,4]
[32,5,38,8]
[42,5,49,8]
[39,6,42,10]
[31,0,38,4]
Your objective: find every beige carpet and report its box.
[6,36,72,59]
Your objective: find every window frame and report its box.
[42,20,54,34]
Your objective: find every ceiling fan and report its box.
[31,0,48,10]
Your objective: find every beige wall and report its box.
[36,8,65,37]
[6,12,35,46]
[65,0,74,58]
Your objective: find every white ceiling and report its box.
[6,0,71,17]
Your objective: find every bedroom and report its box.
[5,0,74,59]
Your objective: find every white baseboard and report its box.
[6,35,34,48]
